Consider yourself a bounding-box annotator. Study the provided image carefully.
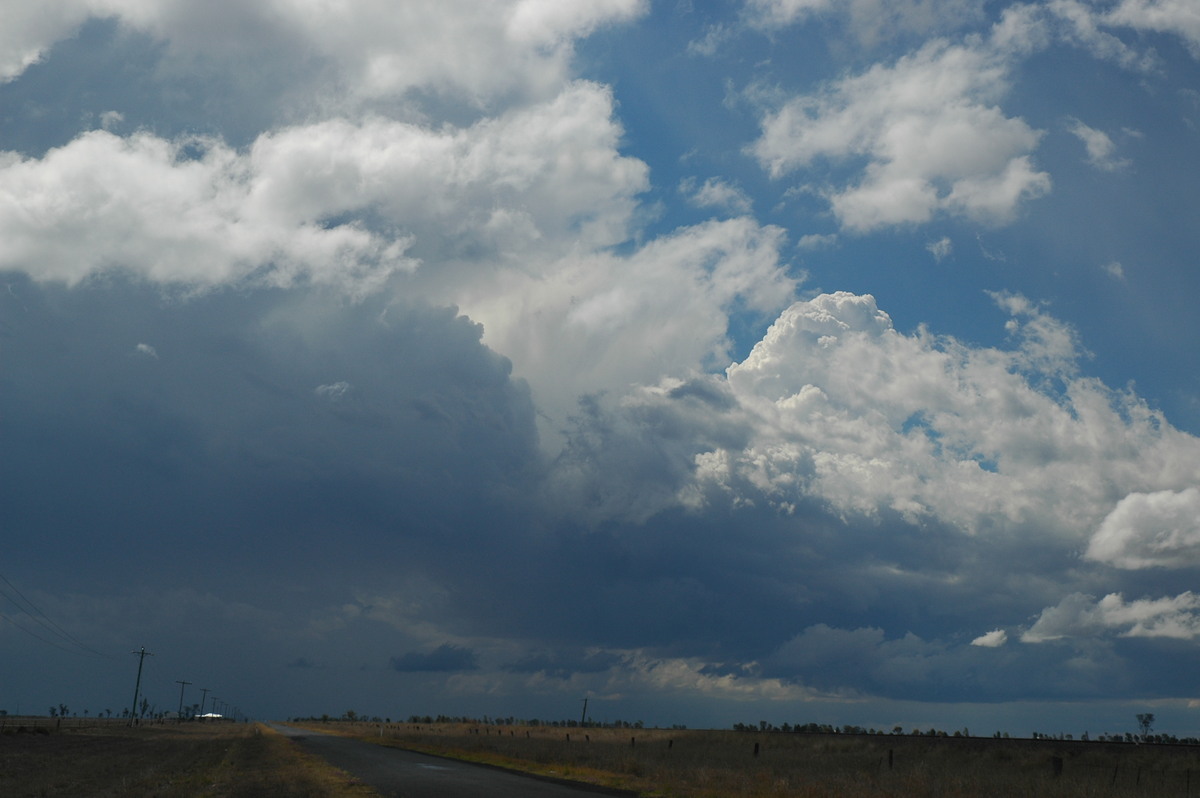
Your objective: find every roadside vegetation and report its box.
[0,719,377,797]
[293,718,1200,797]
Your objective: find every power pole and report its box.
[128,647,154,726]
[175,680,191,720]
[580,698,588,728]
[198,687,210,719]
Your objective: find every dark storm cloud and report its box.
[505,649,626,678]
[0,275,541,589]
[390,644,478,673]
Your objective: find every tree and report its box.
[1137,713,1154,738]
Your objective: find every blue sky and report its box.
[3,1,1200,737]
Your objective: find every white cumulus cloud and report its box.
[1086,488,1200,569]
[752,34,1050,231]
[971,629,1008,647]
[587,291,1200,539]
[1024,591,1200,642]
[0,0,645,106]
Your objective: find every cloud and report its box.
[0,75,786,436]
[1068,118,1130,171]
[314,381,351,401]
[1048,0,1161,72]
[798,233,838,250]
[971,629,1007,647]
[1086,488,1200,569]
[1103,261,1126,280]
[687,23,734,56]
[668,291,1200,536]
[459,216,796,431]
[1024,592,1200,642]
[134,343,158,359]
[390,644,479,672]
[745,0,986,46]
[926,236,953,261]
[1105,0,1200,58]
[0,81,644,299]
[752,33,1050,231]
[681,176,754,215]
[0,1,645,107]
[763,624,1031,701]
[745,0,833,29]
[0,1,92,81]
[0,130,417,293]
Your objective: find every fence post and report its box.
[753,742,760,757]
[888,749,894,770]
[1051,756,1063,778]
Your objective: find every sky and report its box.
[2,0,1200,737]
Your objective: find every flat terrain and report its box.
[293,721,1200,798]
[0,719,374,797]
[8,717,1200,797]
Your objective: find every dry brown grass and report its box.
[0,720,378,798]
[295,721,1200,798]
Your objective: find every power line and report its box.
[0,610,89,655]
[0,570,110,658]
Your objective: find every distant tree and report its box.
[1137,713,1154,738]
[344,710,358,722]
[106,708,112,718]
[59,704,68,717]
[49,707,58,718]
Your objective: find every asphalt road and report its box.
[268,723,635,798]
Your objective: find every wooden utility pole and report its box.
[580,698,588,727]
[175,680,192,719]
[128,647,154,726]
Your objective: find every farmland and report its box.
[293,720,1200,798]
[0,718,374,797]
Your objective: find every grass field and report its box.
[296,720,1200,798]
[0,719,378,798]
